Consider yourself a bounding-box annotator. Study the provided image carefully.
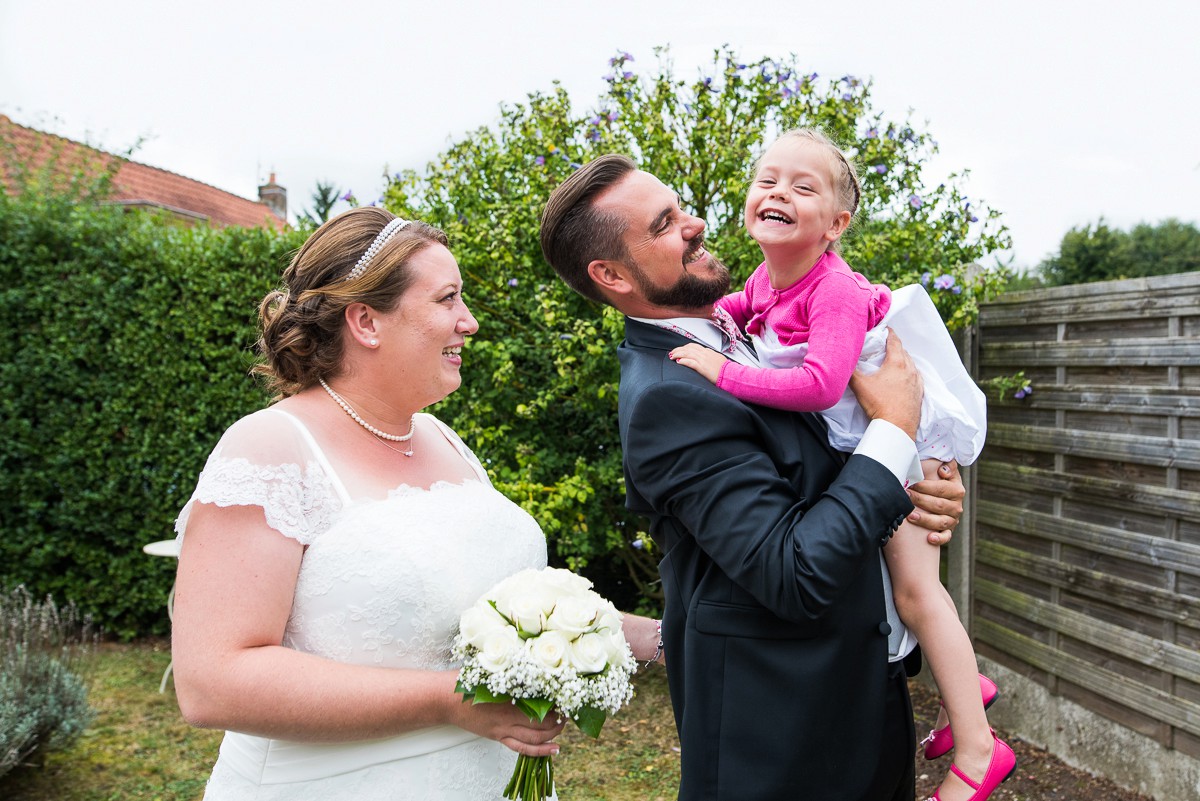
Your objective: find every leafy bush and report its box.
[0,156,306,637]
[1038,217,1200,286]
[384,46,1011,605]
[0,586,96,777]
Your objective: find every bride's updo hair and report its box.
[254,207,449,399]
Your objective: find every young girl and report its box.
[670,129,1013,801]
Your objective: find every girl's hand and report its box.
[669,343,726,384]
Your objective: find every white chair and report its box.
[142,539,181,693]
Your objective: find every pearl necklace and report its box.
[318,378,416,455]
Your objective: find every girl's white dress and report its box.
[175,408,549,800]
[755,284,988,465]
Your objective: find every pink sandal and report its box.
[922,674,999,759]
[928,733,1016,801]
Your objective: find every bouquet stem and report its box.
[504,753,554,801]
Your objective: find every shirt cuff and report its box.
[854,420,924,488]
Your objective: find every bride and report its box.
[171,207,665,800]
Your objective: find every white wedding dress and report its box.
[175,408,549,800]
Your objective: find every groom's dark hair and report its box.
[539,154,637,305]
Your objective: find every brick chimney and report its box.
[258,172,287,221]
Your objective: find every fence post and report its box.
[945,290,980,633]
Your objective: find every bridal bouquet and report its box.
[453,566,636,801]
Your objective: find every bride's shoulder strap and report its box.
[419,413,491,486]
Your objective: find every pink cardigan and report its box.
[716,251,891,412]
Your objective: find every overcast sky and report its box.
[2,0,1197,272]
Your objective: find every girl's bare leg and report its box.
[886,520,994,801]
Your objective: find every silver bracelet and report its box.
[644,619,664,668]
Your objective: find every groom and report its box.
[540,155,963,801]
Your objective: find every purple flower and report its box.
[873,164,887,174]
[608,110,618,121]
[842,92,853,101]
[589,115,602,126]
[623,70,633,79]
[632,538,645,550]
[933,275,956,291]
[703,76,713,87]
[341,190,354,202]
[621,51,633,61]
[603,72,615,82]
[865,127,878,139]
[589,130,601,142]
[507,278,519,287]
[535,156,545,166]
[920,271,932,286]
[970,215,979,223]
[781,86,794,99]
[1014,388,1028,400]
[909,194,923,209]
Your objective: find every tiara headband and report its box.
[344,217,413,282]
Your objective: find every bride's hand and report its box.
[450,696,565,757]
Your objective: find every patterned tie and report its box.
[710,306,745,354]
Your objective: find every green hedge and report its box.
[0,186,305,638]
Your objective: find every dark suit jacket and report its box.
[617,318,915,801]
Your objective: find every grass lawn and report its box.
[1,639,682,801]
[3,640,1153,801]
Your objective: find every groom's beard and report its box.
[629,252,732,310]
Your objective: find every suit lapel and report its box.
[623,317,842,461]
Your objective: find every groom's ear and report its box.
[587,259,635,297]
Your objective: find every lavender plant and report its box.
[0,585,97,776]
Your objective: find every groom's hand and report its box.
[849,330,922,440]
[908,460,964,545]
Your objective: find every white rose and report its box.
[568,632,610,674]
[539,567,594,597]
[527,630,571,669]
[459,603,509,649]
[544,594,599,636]
[487,569,540,612]
[605,630,633,667]
[506,591,553,636]
[477,626,523,674]
[593,602,624,635]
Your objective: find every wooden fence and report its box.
[966,271,1200,799]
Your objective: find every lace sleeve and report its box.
[174,409,342,545]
